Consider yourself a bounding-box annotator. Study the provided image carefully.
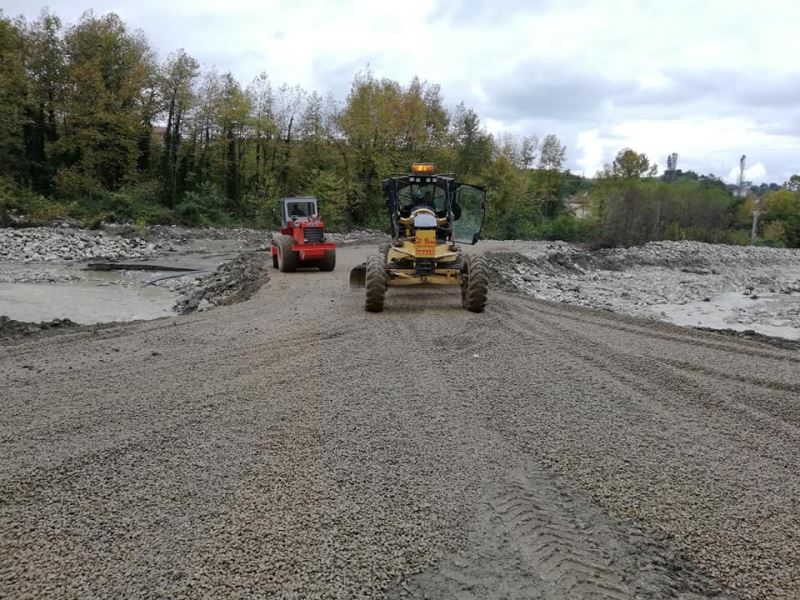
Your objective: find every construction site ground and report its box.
[2,243,800,599]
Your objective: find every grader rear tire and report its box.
[365,253,388,312]
[277,235,298,273]
[462,254,488,313]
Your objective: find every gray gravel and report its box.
[2,246,799,598]
[174,251,270,314]
[485,240,800,339]
[0,227,157,262]
[0,262,81,283]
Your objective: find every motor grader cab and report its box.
[270,197,336,272]
[349,163,488,312]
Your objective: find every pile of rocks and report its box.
[104,223,271,246]
[0,265,80,284]
[487,240,800,338]
[577,240,800,270]
[174,251,269,314]
[0,227,158,262]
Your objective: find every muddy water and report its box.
[0,262,194,324]
[655,291,800,340]
[0,279,177,324]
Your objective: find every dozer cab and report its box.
[271,197,336,272]
[350,163,488,312]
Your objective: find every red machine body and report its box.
[270,197,336,272]
[271,214,334,261]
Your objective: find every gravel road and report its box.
[2,245,799,599]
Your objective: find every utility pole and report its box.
[738,155,746,195]
[741,155,760,244]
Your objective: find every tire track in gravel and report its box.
[489,294,800,598]
[527,298,800,363]
[511,299,800,432]
[2,246,797,599]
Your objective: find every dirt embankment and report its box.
[174,251,270,314]
[486,240,800,342]
[0,315,78,340]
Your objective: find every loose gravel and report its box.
[0,315,78,340]
[485,240,800,339]
[2,246,799,599]
[0,227,157,262]
[174,251,270,314]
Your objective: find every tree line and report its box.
[1,10,798,247]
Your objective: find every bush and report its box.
[528,214,598,242]
[591,179,738,247]
[70,181,173,226]
[0,176,73,225]
[175,182,231,226]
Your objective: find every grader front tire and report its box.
[462,254,488,313]
[365,253,388,312]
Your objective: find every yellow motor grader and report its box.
[350,163,488,312]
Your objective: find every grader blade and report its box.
[349,263,367,288]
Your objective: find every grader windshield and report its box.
[398,183,447,215]
[385,169,485,245]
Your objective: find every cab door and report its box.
[453,184,486,245]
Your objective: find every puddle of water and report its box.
[654,292,800,340]
[0,281,177,324]
[0,254,231,325]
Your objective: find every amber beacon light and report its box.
[410,163,435,174]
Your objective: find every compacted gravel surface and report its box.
[2,246,799,599]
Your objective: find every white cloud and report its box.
[4,0,800,180]
[483,118,505,135]
[570,118,800,181]
[725,162,767,185]
[575,130,604,177]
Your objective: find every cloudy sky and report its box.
[4,0,800,182]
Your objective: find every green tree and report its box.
[217,73,251,215]
[21,10,65,193]
[533,133,567,218]
[604,148,658,179]
[763,189,800,246]
[159,49,199,207]
[0,16,28,182]
[451,102,493,179]
[55,12,155,197]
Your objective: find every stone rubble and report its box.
[487,240,800,339]
[174,251,270,314]
[0,227,158,263]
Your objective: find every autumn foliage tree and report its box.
[0,8,782,247]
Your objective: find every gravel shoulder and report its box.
[2,245,799,599]
[483,240,800,341]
